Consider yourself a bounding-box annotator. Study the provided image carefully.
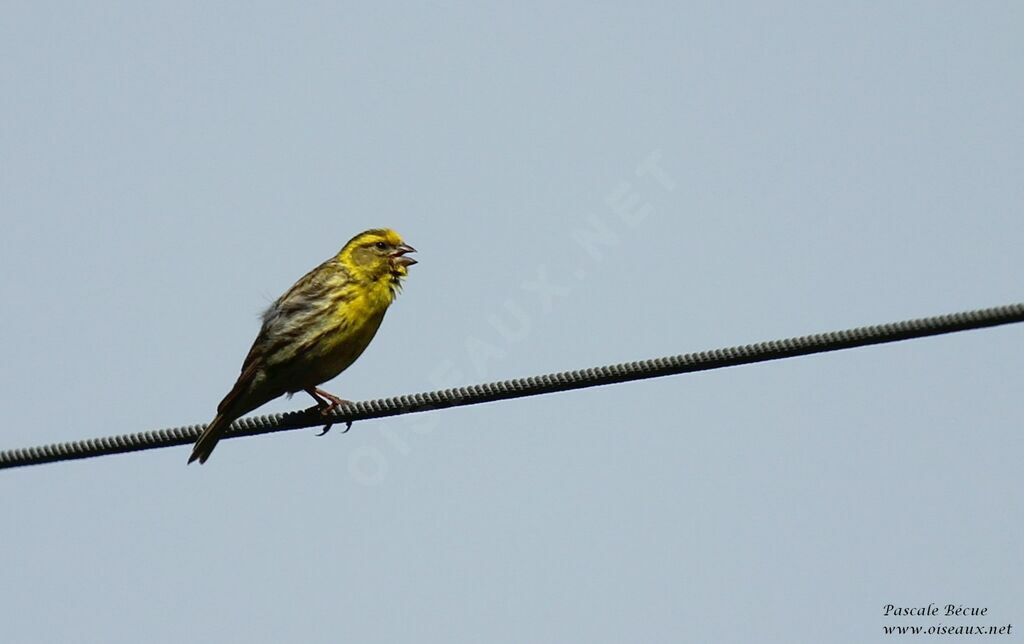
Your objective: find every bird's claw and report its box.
[315,419,353,436]
[308,397,354,437]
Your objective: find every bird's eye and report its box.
[375,241,387,250]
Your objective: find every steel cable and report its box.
[2,302,1021,470]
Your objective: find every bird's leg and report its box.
[304,387,354,436]
[305,386,348,412]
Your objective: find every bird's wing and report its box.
[216,359,262,416]
[227,258,354,403]
[237,259,336,372]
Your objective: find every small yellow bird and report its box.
[188,228,417,464]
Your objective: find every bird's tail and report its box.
[188,412,233,465]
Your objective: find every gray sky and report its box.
[2,3,1022,642]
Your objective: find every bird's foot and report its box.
[319,420,354,436]
[304,387,353,436]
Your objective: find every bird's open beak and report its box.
[391,244,417,267]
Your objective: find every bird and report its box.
[188,228,417,464]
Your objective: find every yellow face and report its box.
[341,228,417,279]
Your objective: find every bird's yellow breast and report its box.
[304,279,395,384]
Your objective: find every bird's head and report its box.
[339,228,417,285]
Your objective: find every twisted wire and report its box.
[2,302,1022,470]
